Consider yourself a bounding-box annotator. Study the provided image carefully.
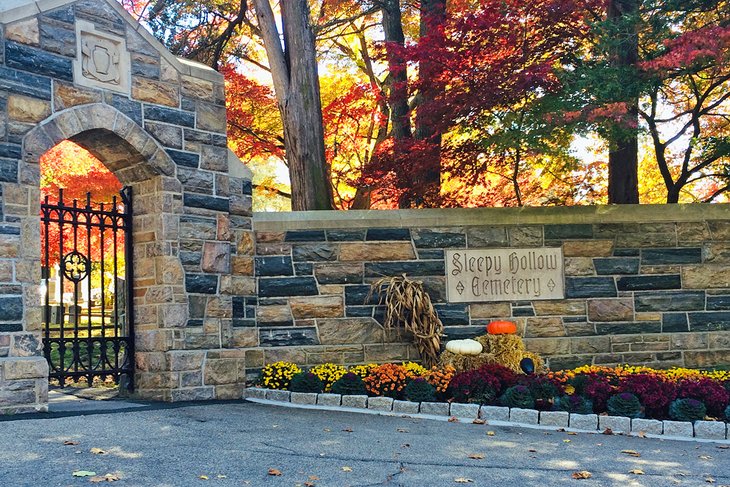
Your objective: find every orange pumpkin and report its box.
[487,320,517,335]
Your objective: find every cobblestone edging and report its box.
[243,387,730,443]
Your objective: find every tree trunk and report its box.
[413,0,446,207]
[606,0,640,204]
[254,0,334,210]
[381,0,411,141]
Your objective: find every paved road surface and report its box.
[1,401,728,486]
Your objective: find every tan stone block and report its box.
[564,257,595,276]
[319,284,344,295]
[135,352,168,372]
[263,347,307,365]
[509,226,543,247]
[169,351,206,371]
[532,300,586,316]
[232,329,258,348]
[562,240,614,257]
[231,256,254,276]
[616,231,676,248]
[635,312,661,321]
[523,337,571,356]
[524,317,565,338]
[132,77,179,107]
[237,231,255,255]
[181,76,214,101]
[160,303,188,327]
[256,232,285,243]
[671,333,709,350]
[587,298,633,322]
[8,95,51,123]
[244,349,265,367]
[256,243,292,255]
[682,265,730,289]
[470,302,510,319]
[708,332,730,350]
[2,358,48,380]
[159,58,178,82]
[339,242,415,261]
[684,350,730,368]
[257,304,292,324]
[16,259,41,282]
[0,234,21,258]
[215,384,244,400]
[221,276,255,295]
[136,371,178,389]
[197,102,227,133]
[5,18,39,45]
[317,318,385,345]
[630,341,669,352]
[290,296,344,319]
[204,359,239,385]
[704,243,730,263]
[677,222,711,243]
[708,221,730,241]
[0,261,13,281]
[571,336,611,354]
[54,82,102,110]
[363,343,410,362]
[305,351,345,365]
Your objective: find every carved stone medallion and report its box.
[73,21,130,93]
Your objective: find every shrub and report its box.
[521,375,563,411]
[618,374,676,419]
[476,363,519,393]
[500,385,535,409]
[289,372,324,393]
[606,392,642,418]
[676,378,730,417]
[364,364,412,398]
[448,368,501,404]
[404,377,437,402]
[583,374,614,414]
[556,395,593,414]
[331,372,367,396]
[669,398,707,422]
[259,361,301,390]
[309,363,347,392]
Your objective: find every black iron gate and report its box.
[41,188,134,389]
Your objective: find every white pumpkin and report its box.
[445,339,483,356]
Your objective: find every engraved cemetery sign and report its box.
[446,248,564,303]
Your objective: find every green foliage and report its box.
[499,385,535,409]
[556,395,593,414]
[403,378,437,403]
[669,398,707,422]
[289,372,324,394]
[606,392,643,418]
[331,372,367,396]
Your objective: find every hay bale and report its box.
[440,334,547,375]
[437,350,496,373]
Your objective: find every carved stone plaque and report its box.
[446,248,564,303]
[73,21,130,94]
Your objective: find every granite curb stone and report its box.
[569,413,598,431]
[631,418,663,435]
[341,395,368,409]
[599,415,631,434]
[367,396,394,411]
[420,402,450,416]
[265,389,290,402]
[393,400,420,414]
[539,411,569,428]
[449,403,480,419]
[480,405,510,422]
[317,393,342,407]
[290,392,318,405]
[510,408,539,425]
[243,387,267,400]
[693,420,726,440]
[663,420,694,438]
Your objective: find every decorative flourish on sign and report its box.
[80,33,122,86]
[61,251,90,283]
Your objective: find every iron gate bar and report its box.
[41,187,134,390]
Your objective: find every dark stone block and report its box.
[0,323,23,332]
[183,193,229,212]
[185,274,218,294]
[327,229,366,241]
[40,21,76,57]
[595,321,662,335]
[285,230,326,242]
[292,243,337,261]
[565,277,617,298]
[442,326,484,340]
[435,304,469,325]
[512,307,535,317]
[314,264,362,284]
[562,316,588,323]
[180,251,202,267]
[549,356,593,370]
[233,319,256,328]
[0,225,20,235]
[365,260,445,277]
[544,224,593,240]
[184,129,212,144]
[413,229,466,248]
[0,66,52,99]
[110,95,143,126]
[345,285,381,306]
[366,228,410,241]
[259,327,319,347]
[707,295,730,310]
[0,297,22,321]
[259,277,318,297]
[232,297,245,319]
[634,291,705,312]
[294,262,313,275]
[346,306,373,318]
[617,275,681,291]
[45,6,75,23]
[593,258,640,275]
[255,256,293,277]
[242,179,252,196]
[132,60,160,79]
[0,158,17,183]
[0,143,22,159]
[5,41,73,81]
[613,248,640,257]
[641,248,702,265]
[145,105,195,127]
[186,319,204,327]
[167,149,200,168]
[688,312,730,331]
[662,313,688,332]
[417,249,444,260]
[189,296,207,319]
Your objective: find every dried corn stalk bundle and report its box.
[368,274,443,368]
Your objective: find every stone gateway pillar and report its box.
[0,0,254,413]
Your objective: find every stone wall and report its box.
[249,205,730,373]
[0,0,255,413]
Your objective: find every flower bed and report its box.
[257,361,730,423]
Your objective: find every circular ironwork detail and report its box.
[61,251,90,283]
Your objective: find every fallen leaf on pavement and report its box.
[342,466,353,472]
[621,450,641,457]
[572,471,592,480]
[448,416,460,423]
[699,455,712,460]
[90,448,106,455]
[716,445,729,450]
[402,444,411,448]
[706,477,715,484]
[342,428,353,433]
[309,476,319,481]
[563,439,571,443]
[567,432,577,436]
[199,475,208,480]
[468,453,485,460]
[90,474,120,483]
[216,475,226,479]
[323,428,331,432]
[528,449,537,453]
[304,482,315,487]
[602,428,614,435]
[268,469,282,476]
[486,431,495,436]
[454,477,474,483]
[63,440,80,446]
[72,471,97,478]
[629,469,645,475]
[472,419,486,425]
[397,428,408,433]
[637,431,647,438]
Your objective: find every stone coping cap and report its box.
[0,0,223,83]
[254,202,730,232]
